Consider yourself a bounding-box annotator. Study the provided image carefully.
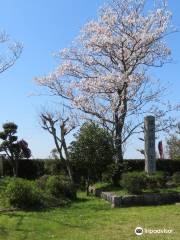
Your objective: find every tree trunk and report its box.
[15,159,19,177]
[114,83,127,164]
[114,134,123,164]
[51,127,74,184]
[112,132,124,186]
[61,139,73,183]
[112,83,128,185]
[86,176,90,196]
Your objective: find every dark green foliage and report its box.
[0,176,12,193]
[45,175,76,200]
[156,160,180,175]
[146,172,166,191]
[123,159,180,176]
[36,174,49,190]
[0,159,45,179]
[172,172,180,185]
[146,176,158,191]
[154,172,166,188]
[1,175,76,209]
[1,159,180,181]
[102,163,122,185]
[121,172,147,194]
[0,159,67,179]
[18,159,45,179]
[44,159,65,175]
[69,122,114,189]
[5,178,42,208]
[121,171,167,194]
[0,122,31,176]
[123,160,145,172]
[3,122,17,134]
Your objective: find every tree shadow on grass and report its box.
[74,197,91,203]
[0,226,9,239]
[0,213,29,240]
[3,211,93,231]
[0,212,44,240]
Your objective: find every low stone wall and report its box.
[89,186,180,208]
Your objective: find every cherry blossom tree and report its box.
[36,0,179,164]
[0,30,22,74]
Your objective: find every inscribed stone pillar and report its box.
[144,116,156,174]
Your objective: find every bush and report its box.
[5,178,43,208]
[155,172,166,188]
[172,172,180,185]
[36,175,50,190]
[1,176,75,209]
[121,171,167,194]
[45,175,76,200]
[102,163,119,184]
[40,190,71,208]
[121,172,147,194]
[146,172,166,191]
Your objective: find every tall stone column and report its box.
[144,116,156,174]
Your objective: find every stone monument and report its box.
[144,116,156,174]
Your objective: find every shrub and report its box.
[5,178,43,208]
[155,172,166,187]
[146,172,166,191]
[36,175,49,190]
[172,172,180,185]
[40,190,71,208]
[1,176,75,209]
[40,175,76,200]
[102,163,119,184]
[38,175,75,207]
[121,172,147,194]
[146,176,158,191]
[0,176,13,191]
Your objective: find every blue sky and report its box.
[0,0,179,159]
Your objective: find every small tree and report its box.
[0,122,31,176]
[69,122,114,194]
[40,111,76,183]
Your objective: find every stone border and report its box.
[89,186,180,208]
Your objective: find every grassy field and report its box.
[0,192,180,240]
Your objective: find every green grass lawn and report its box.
[0,192,180,240]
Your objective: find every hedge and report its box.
[0,159,65,179]
[0,158,180,179]
[123,159,180,175]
